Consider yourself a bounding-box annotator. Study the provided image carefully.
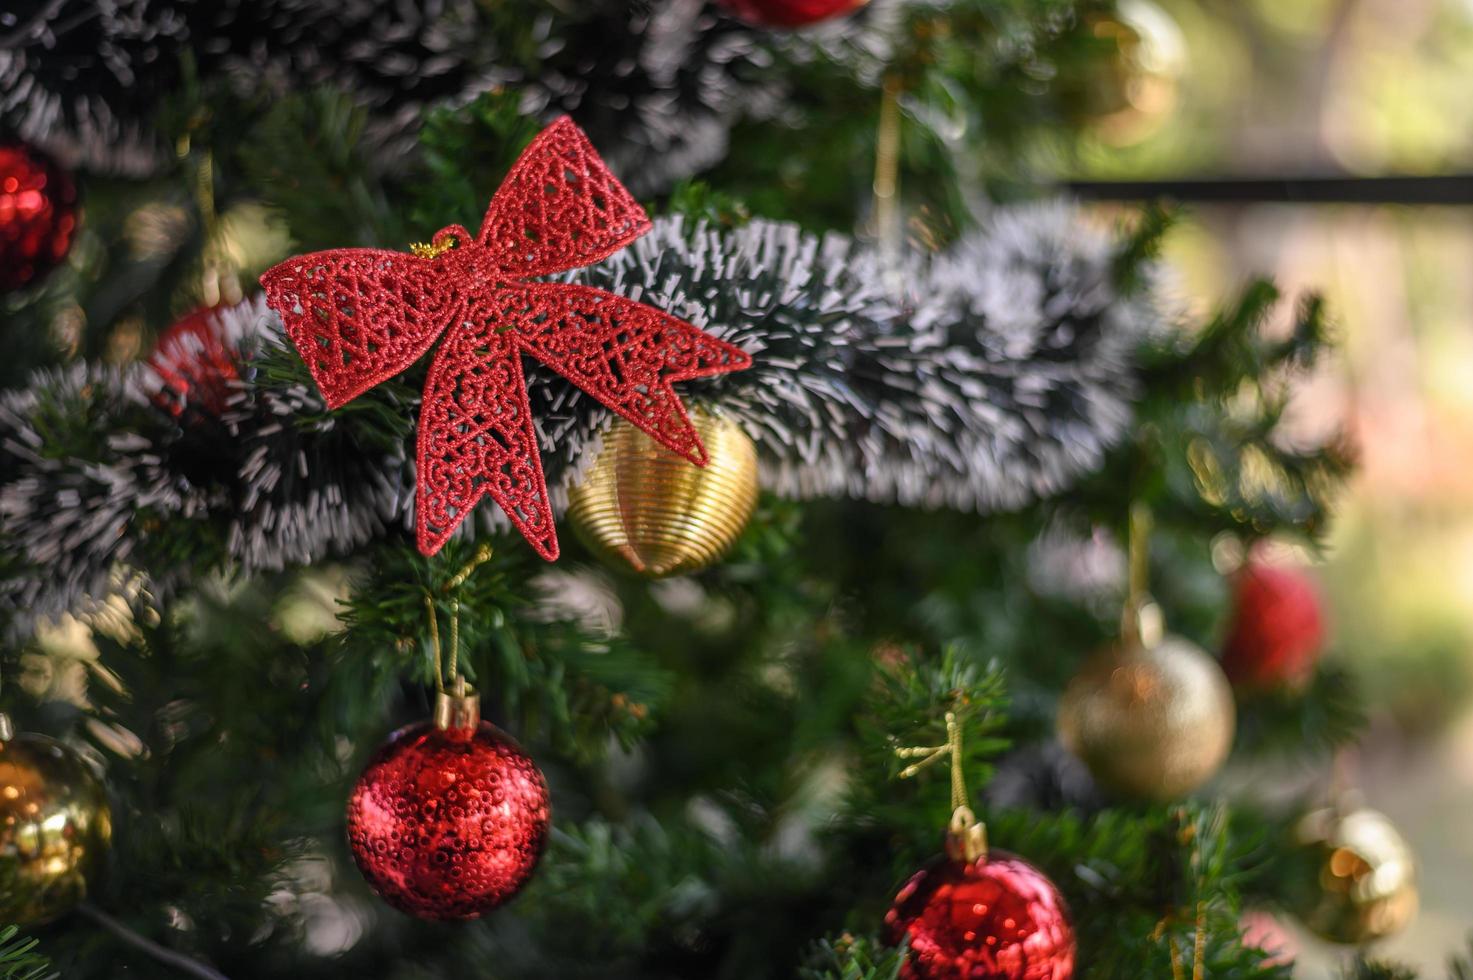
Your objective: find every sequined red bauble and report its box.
[1219,561,1326,691]
[885,852,1075,980]
[147,307,242,418]
[346,719,550,920]
[719,0,867,28]
[0,142,78,293]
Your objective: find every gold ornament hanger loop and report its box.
[411,224,473,260]
[1121,501,1163,649]
[895,710,988,863]
[423,543,495,729]
[0,662,11,741]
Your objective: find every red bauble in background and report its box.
[146,306,243,418]
[885,852,1075,980]
[1219,560,1326,691]
[720,0,867,28]
[0,141,78,293]
[346,696,550,920]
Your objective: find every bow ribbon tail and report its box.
[416,323,558,559]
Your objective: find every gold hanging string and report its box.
[895,710,966,810]
[194,146,217,238]
[445,543,494,591]
[424,593,445,694]
[1192,901,1206,980]
[1167,934,1184,980]
[176,118,240,307]
[424,543,495,693]
[1149,844,1208,978]
[191,144,236,307]
[1328,746,1357,813]
[1128,500,1152,610]
[895,711,987,862]
[1123,501,1163,648]
[0,660,11,741]
[448,597,461,689]
[873,72,903,277]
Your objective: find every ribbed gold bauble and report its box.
[567,409,758,577]
[1,730,112,925]
[1292,807,1417,945]
[1057,632,1235,800]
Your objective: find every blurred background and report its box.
[1059,0,1473,970]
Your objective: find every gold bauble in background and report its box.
[1082,0,1187,146]
[567,408,758,577]
[1057,632,1235,800]
[0,731,112,925]
[1292,807,1417,945]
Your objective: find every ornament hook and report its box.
[1122,501,1163,648]
[946,805,988,863]
[424,544,495,728]
[0,662,11,741]
[896,710,988,860]
[411,225,472,260]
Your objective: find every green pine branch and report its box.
[0,927,55,980]
[338,539,673,760]
[1233,662,1368,759]
[851,647,1010,839]
[800,933,906,980]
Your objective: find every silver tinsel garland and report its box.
[0,203,1161,633]
[0,0,826,183]
[0,0,507,174]
[538,203,1154,515]
[0,299,413,632]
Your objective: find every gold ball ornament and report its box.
[1058,606,1235,800]
[1292,807,1417,945]
[0,727,112,925]
[567,408,758,577]
[1082,0,1187,146]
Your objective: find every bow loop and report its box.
[477,117,652,279]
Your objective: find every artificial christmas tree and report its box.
[0,2,1462,979]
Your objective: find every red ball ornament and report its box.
[346,691,550,920]
[1219,560,1326,691]
[0,141,78,293]
[886,851,1075,980]
[146,306,243,418]
[719,0,868,28]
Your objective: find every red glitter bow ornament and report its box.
[260,118,751,559]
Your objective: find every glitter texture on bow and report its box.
[259,117,752,559]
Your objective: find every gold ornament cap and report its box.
[1121,596,1164,651]
[433,680,481,732]
[945,806,989,864]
